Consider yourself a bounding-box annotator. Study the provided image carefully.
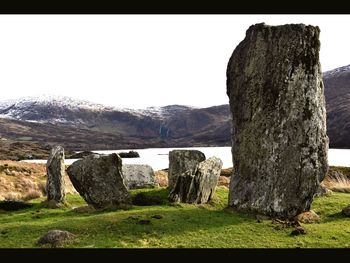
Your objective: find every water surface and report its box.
[23,147,350,170]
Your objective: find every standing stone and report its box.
[169,156,223,204]
[66,153,131,209]
[46,145,66,204]
[122,164,157,189]
[168,150,206,189]
[226,23,329,219]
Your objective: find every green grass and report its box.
[0,187,349,248]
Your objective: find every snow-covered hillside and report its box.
[323,64,350,78]
[0,94,193,123]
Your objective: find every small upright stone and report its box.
[169,156,223,204]
[168,150,206,189]
[46,145,66,204]
[341,204,350,217]
[226,23,329,219]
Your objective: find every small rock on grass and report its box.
[137,219,151,225]
[341,204,350,217]
[151,214,163,219]
[73,205,96,213]
[290,226,307,236]
[294,210,320,224]
[37,230,76,247]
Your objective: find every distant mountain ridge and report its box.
[0,95,230,150]
[1,62,350,150]
[323,64,350,79]
[323,64,350,148]
[0,95,194,124]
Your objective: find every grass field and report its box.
[0,187,349,248]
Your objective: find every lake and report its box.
[22,147,350,171]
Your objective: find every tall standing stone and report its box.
[226,23,329,219]
[46,145,66,204]
[168,150,206,189]
[66,153,131,209]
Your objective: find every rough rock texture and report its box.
[341,204,350,217]
[169,156,223,204]
[294,210,320,223]
[154,169,169,187]
[122,164,157,189]
[118,151,140,158]
[168,150,206,189]
[37,230,75,247]
[226,23,329,219]
[66,154,131,209]
[46,145,66,204]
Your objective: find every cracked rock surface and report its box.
[226,23,329,219]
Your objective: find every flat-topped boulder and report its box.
[122,164,157,189]
[66,153,131,209]
[226,23,329,219]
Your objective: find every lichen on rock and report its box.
[226,23,329,219]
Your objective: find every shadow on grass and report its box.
[131,188,170,206]
[325,211,344,220]
[0,205,252,248]
[0,188,257,247]
[0,200,33,211]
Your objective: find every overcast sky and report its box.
[0,15,349,109]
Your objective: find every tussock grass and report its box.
[322,174,350,193]
[322,166,350,193]
[0,160,76,201]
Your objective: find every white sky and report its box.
[0,15,349,109]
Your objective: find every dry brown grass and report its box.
[218,176,230,187]
[220,167,233,177]
[322,171,350,193]
[154,170,168,187]
[0,160,77,201]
